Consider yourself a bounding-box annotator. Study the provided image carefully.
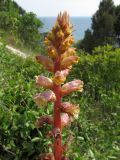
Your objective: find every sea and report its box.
[39,17,91,41]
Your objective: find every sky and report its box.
[14,0,120,17]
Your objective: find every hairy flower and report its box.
[61,113,71,128]
[33,91,56,106]
[52,69,70,85]
[61,48,76,61]
[61,55,79,70]
[35,75,53,89]
[61,80,84,96]
[36,55,54,72]
[61,102,80,119]
[36,115,53,128]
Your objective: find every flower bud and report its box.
[33,91,56,106]
[48,47,58,58]
[52,69,70,85]
[57,30,64,38]
[61,102,80,119]
[36,55,54,72]
[35,75,53,89]
[61,80,84,96]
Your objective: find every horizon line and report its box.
[38,16,91,18]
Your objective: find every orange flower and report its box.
[61,48,76,61]
[61,80,84,96]
[52,69,70,85]
[35,75,53,89]
[61,55,79,70]
[36,55,54,72]
[61,102,80,119]
[33,91,56,106]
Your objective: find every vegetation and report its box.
[0,0,120,160]
[77,0,120,52]
[0,0,43,52]
[0,43,120,159]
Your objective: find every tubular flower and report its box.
[61,102,80,119]
[36,115,53,128]
[61,55,79,69]
[35,75,53,89]
[61,80,84,96]
[33,91,56,106]
[61,113,71,128]
[52,69,70,85]
[36,55,54,72]
[60,36,74,51]
[61,48,76,61]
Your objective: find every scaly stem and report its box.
[53,57,62,160]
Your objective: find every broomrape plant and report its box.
[33,12,84,160]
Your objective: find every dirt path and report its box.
[0,42,27,58]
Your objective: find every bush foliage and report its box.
[0,45,120,159]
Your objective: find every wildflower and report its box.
[35,75,53,89]
[61,102,80,119]
[36,55,54,72]
[61,80,84,96]
[33,91,56,106]
[36,115,53,128]
[61,48,76,60]
[61,113,71,128]
[61,55,79,69]
[52,69,70,85]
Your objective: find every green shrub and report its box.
[0,45,120,159]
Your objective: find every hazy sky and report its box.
[14,0,120,17]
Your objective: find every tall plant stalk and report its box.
[33,12,84,160]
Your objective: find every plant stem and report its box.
[53,57,62,160]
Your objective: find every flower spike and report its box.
[33,12,84,160]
